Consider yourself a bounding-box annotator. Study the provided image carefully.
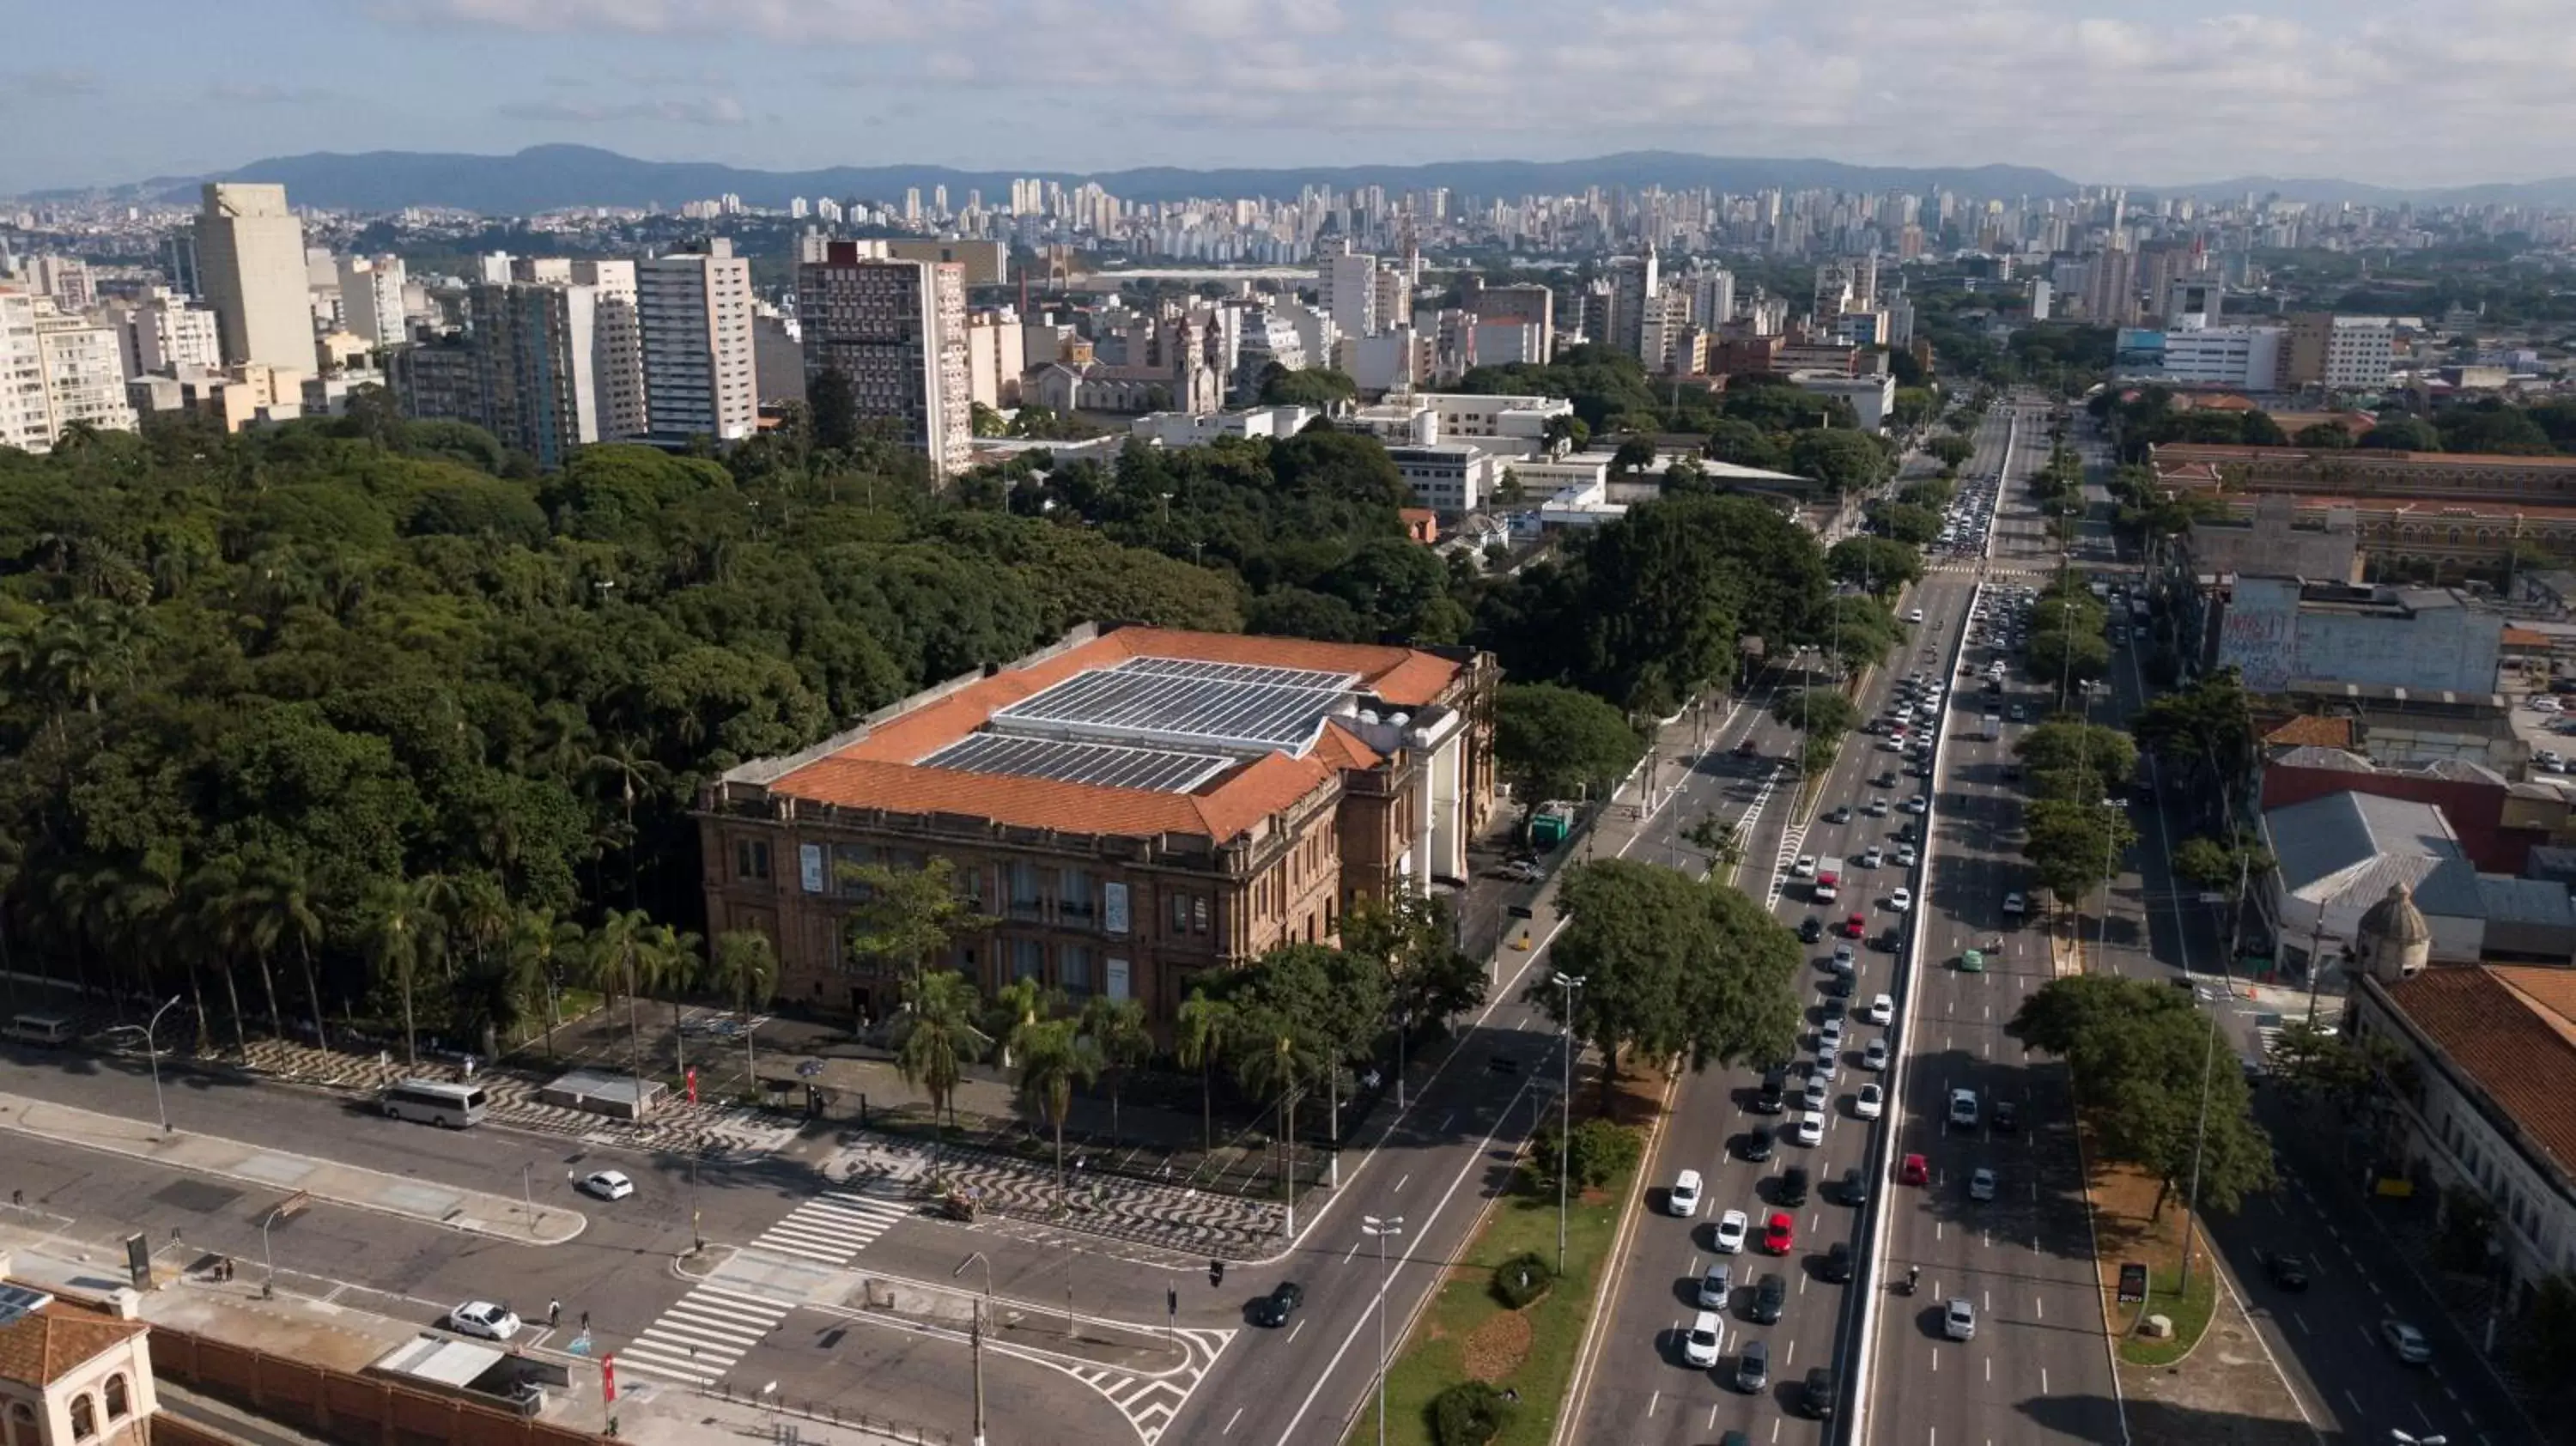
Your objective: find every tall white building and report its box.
[1,285,139,453]
[193,183,312,374]
[797,243,970,479]
[106,288,223,379]
[569,259,648,443]
[638,240,756,444]
[337,254,411,348]
[1318,245,1381,342]
[1685,267,1735,329]
[2326,320,2397,392]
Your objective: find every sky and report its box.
[6,0,2575,197]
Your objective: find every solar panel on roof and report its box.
[993,656,1358,751]
[0,1285,52,1328]
[920,732,1235,793]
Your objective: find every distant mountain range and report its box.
[26,144,2576,214]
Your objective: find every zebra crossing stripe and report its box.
[747,1194,909,1263]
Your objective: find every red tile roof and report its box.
[0,1297,146,1389]
[2265,715,2357,750]
[768,627,1446,842]
[2385,966,2576,1186]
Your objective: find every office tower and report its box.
[337,254,411,348]
[797,242,970,479]
[162,234,201,297]
[106,287,223,378]
[1686,267,1735,329]
[0,285,139,453]
[2165,280,2221,331]
[569,259,649,442]
[2081,246,2136,325]
[193,183,312,373]
[461,281,639,470]
[638,240,756,445]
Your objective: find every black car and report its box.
[2265,1252,2312,1291]
[1741,1125,1776,1162]
[1250,1281,1304,1327]
[1839,1166,1871,1206]
[1822,972,1854,999]
[1825,805,1852,825]
[1821,1241,1853,1282]
[1993,1101,2018,1133]
[1734,1339,1770,1394]
[1749,1272,1788,1324]
[1779,1166,1810,1207]
[1755,1066,1789,1114]
[1799,1365,1837,1419]
[1799,915,1826,944]
[1873,771,1899,788]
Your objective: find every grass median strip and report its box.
[2084,1136,2221,1369]
[1350,1078,1658,1446]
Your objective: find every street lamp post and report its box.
[144,994,183,1135]
[1363,1215,1403,1446]
[953,1253,993,1446]
[1552,972,1585,1273]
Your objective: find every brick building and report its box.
[696,625,1497,1030]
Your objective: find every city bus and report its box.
[379,1078,489,1128]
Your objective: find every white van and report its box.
[3,1012,78,1046]
[379,1078,490,1128]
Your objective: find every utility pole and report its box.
[1363,1215,1404,1446]
[954,1253,993,1446]
[1552,972,1585,1273]
[145,994,183,1136]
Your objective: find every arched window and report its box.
[104,1374,131,1418]
[69,1394,96,1440]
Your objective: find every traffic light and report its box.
[1208,1260,1225,1288]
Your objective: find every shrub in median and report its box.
[1519,1117,1643,1197]
[1491,1251,1555,1309]
[1427,1382,1515,1446]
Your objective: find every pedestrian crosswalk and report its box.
[746,1188,911,1264]
[615,1188,914,1386]
[617,1282,790,1385]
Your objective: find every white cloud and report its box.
[497,95,749,127]
[384,0,2576,185]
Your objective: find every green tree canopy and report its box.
[1494,683,1643,815]
[1826,537,1923,595]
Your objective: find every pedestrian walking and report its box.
[581,1310,591,1333]
[548,1298,562,1328]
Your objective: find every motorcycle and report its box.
[1899,1265,1920,1297]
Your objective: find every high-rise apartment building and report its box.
[569,259,649,444]
[193,183,312,374]
[1685,267,1735,331]
[337,254,411,348]
[2081,246,2136,325]
[106,288,223,379]
[1456,279,1553,359]
[1318,244,1381,341]
[1606,247,1658,360]
[638,240,756,445]
[0,285,139,453]
[797,243,970,479]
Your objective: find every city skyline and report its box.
[5,0,2575,197]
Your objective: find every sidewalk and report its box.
[0,1091,585,1244]
[0,1232,953,1446]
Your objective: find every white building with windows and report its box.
[0,1269,159,1446]
[639,240,757,445]
[1387,442,1502,513]
[2326,319,2398,392]
[104,288,222,380]
[1,286,139,453]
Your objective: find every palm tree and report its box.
[583,908,657,1115]
[1078,995,1152,1142]
[894,969,989,1140]
[709,930,778,1085]
[1175,989,1233,1155]
[240,855,325,1051]
[1231,1006,1321,1221]
[645,922,705,1085]
[987,975,1048,1070]
[585,738,665,905]
[1014,1018,1103,1212]
[359,876,431,1066]
[505,908,586,1060]
[186,859,254,1059]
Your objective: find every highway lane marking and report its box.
[1343,1239,1362,1264]
[1438,1111,1454,1133]
[1394,1174,1409,1194]
[1286,1320,1303,1345]
[2033,1297,2042,1321]
[1984,1355,1990,1382]
[1708,1403,1719,1431]
[2291,1311,2309,1335]
[2417,1402,2439,1431]
[2040,1368,2048,1394]
[1223,1407,1242,1435]
[2344,1390,2366,1419]
[1647,1390,1659,1417]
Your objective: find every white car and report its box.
[579,1170,635,1201]
[1860,846,1884,868]
[2530,695,2563,713]
[1802,1078,1829,1113]
[1795,1109,1826,1146]
[1889,888,1912,913]
[1861,1039,1889,1072]
[1895,845,1918,867]
[2002,891,2026,917]
[1865,797,1890,817]
[1698,1261,1734,1309]
[1819,1018,1846,1055]
[1969,1167,1998,1202]
[1907,608,1926,623]
[446,1301,522,1342]
[1948,1088,1981,1128]
[1866,993,1895,1026]
[1714,1207,1749,1252]
[1685,1309,1725,1367]
[1944,1297,1978,1341]
[1856,1082,1885,1118]
[1792,855,1818,879]
[1670,1169,1705,1217]
[1904,794,1929,815]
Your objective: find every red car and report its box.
[1763,1212,1795,1255]
[1899,1153,1929,1187]
[1845,913,1868,939]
